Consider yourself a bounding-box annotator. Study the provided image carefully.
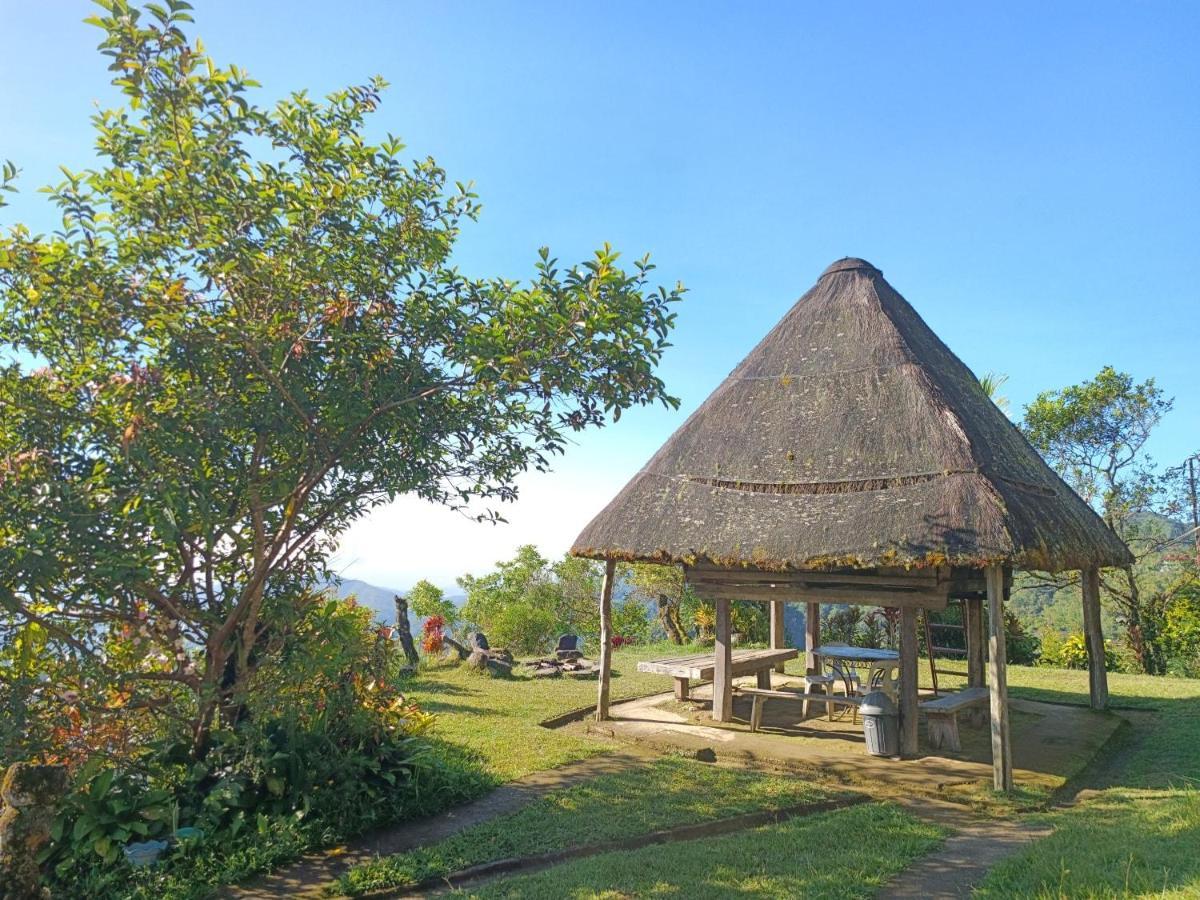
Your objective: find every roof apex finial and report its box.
[820,257,881,278]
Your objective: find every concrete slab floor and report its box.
[576,675,1125,802]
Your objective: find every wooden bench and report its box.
[637,648,799,701]
[738,687,862,732]
[920,686,989,751]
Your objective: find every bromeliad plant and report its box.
[0,0,682,760]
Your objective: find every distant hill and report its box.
[1127,510,1189,542]
[321,578,465,626]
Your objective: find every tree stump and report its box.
[392,595,420,668]
[0,762,68,899]
[443,635,470,660]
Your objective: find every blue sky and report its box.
[2,2,1196,589]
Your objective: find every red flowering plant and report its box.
[421,615,446,655]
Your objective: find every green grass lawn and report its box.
[464,802,945,899]
[976,790,1200,899]
[335,755,847,896]
[403,642,711,780]
[962,662,1200,897]
[400,644,1200,898]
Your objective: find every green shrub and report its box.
[612,595,652,644]
[1004,612,1041,665]
[39,598,491,899]
[43,764,172,870]
[1039,630,1119,671]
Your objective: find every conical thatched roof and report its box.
[572,258,1132,574]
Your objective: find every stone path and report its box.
[220,748,654,898]
[880,796,1052,899]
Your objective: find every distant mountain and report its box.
[324,578,402,622]
[321,578,465,626]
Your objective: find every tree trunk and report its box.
[443,635,471,660]
[393,595,421,668]
[658,595,685,644]
[1120,566,1167,675]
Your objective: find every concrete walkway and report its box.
[881,796,1053,898]
[221,748,654,898]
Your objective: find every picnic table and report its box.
[816,644,900,701]
[638,648,799,701]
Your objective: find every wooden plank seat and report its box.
[637,648,799,701]
[920,686,989,751]
[737,686,862,733]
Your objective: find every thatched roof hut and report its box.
[576,258,1130,792]
[572,257,1130,574]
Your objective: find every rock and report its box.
[485,657,512,677]
[531,666,561,678]
[555,633,581,657]
[1,764,67,809]
[0,762,68,899]
[467,648,512,677]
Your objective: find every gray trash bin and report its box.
[860,691,899,757]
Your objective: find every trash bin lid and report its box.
[860,691,897,716]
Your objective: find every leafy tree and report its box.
[611,595,652,644]
[621,563,687,644]
[408,580,458,629]
[1163,581,1200,677]
[458,546,559,654]
[0,2,681,756]
[456,548,615,654]
[1022,367,1191,674]
[552,554,605,637]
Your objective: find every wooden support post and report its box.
[986,564,1013,791]
[965,597,985,688]
[770,600,787,673]
[1081,566,1109,710]
[595,559,616,722]
[713,596,733,722]
[805,602,820,674]
[899,606,919,757]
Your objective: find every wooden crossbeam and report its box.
[687,565,940,589]
[688,579,949,610]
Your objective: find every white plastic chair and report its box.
[801,672,837,720]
